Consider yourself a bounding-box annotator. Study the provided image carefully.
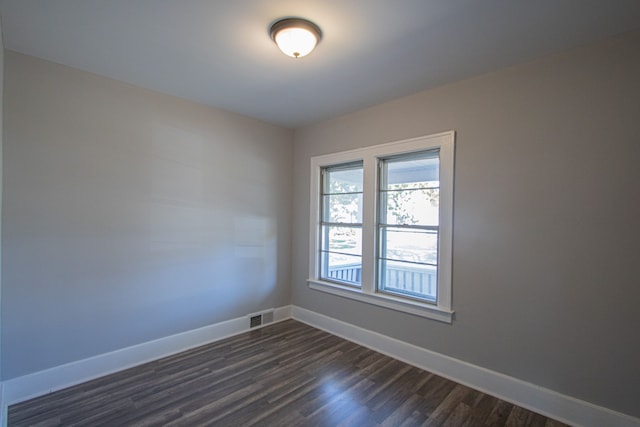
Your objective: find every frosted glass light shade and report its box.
[270,18,322,58]
[275,27,317,58]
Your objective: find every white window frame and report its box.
[308,131,455,323]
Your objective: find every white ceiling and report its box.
[2,1,640,128]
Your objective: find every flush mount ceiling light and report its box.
[270,18,322,58]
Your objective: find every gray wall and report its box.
[0,17,4,385]
[2,51,293,380]
[292,30,640,417]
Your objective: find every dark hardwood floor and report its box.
[8,320,569,426]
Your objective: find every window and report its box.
[309,132,455,323]
[320,162,363,286]
[378,151,439,302]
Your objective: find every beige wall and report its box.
[2,51,293,379]
[292,30,640,417]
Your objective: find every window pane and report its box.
[380,227,438,265]
[320,225,362,286]
[321,252,362,286]
[321,226,362,257]
[378,150,441,303]
[382,188,439,226]
[322,193,363,223]
[325,166,363,194]
[379,259,437,302]
[384,151,439,190]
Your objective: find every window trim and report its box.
[308,131,455,323]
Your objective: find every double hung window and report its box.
[378,151,440,302]
[319,163,363,286]
[309,132,455,323]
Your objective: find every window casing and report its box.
[308,132,455,323]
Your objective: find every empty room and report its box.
[0,1,639,426]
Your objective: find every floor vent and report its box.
[249,309,275,328]
[250,315,262,328]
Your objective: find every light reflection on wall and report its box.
[150,125,207,252]
[148,123,279,308]
[234,215,278,297]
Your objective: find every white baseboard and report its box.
[291,306,640,427]
[272,305,292,322]
[1,304,292,422]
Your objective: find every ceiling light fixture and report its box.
[270,18,322,59]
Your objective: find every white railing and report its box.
[327,263,436,299]
[327,263,362,284]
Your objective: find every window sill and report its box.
[307,279,454,324]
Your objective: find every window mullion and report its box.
[436,141,454,311]
[360,155,376,295]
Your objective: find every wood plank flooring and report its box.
[8,320,569,426]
